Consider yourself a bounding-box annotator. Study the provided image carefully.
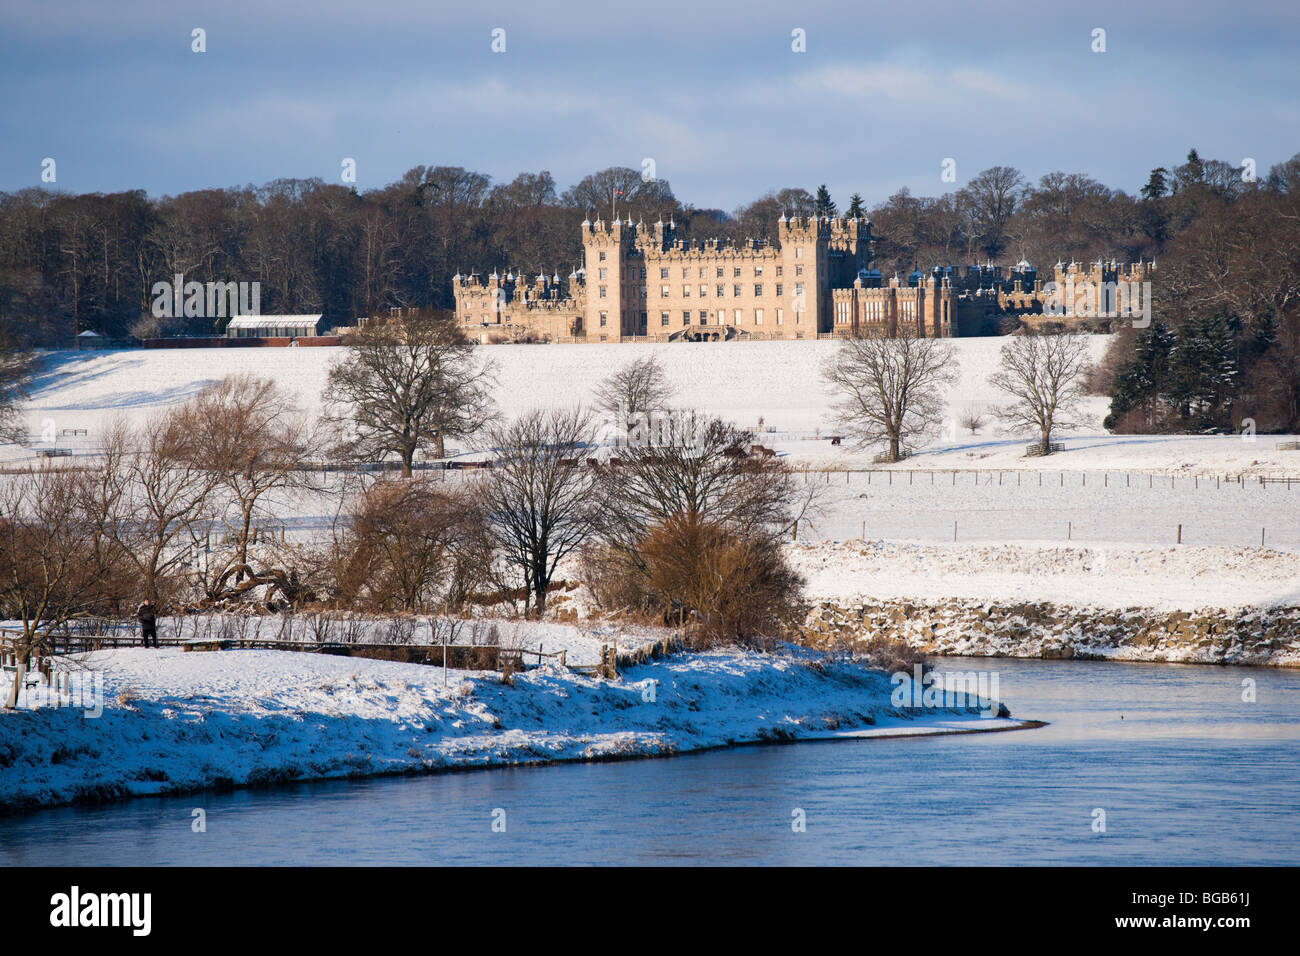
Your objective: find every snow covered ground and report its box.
[16,339,1300,473]
[0,646,1024,811]
[15,339,1299,619]
[790,540,1300,612]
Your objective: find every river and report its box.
[2,657,1297,865]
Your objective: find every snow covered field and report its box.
[15,339,1299,619]
[791,540,1300,612]
[17,339,1300,473]
[0,646,1023,811]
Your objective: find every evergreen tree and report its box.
[814,184,836,217]
[1140,167,1169,201]
[846,193,865,218]
[1106,321,1176,430]
[1169,311,1240,431]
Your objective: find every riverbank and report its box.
[792,539,1300,667]
[802,597,1300,667]
[0,645,1025,812]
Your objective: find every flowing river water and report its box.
[2,657,1297,865]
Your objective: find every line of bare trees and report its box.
[824,325,1092,460]
[0,341,820,706]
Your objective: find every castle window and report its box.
[599,268,607,280]
[776,309,784,325]
[660,268,669,279]
[716,267,723,278]
[733,267,741,278]
[660,311,669,326]
[776,283,783,297]
[733,309,743,324]
[754,284,763,297]
[599,251,606,262]
[699,268,706,278]
[683,286,690,297]
[640,286,647,298]
[795,248,802,259]
[733,284,741,297]
[600,286,607,298]
[600,311,607,327]
[660,285,669,297]
[795,282,804,297]
[699,285,707,297]
[776,266,783,277]
[796,265,804,276]
[640,268,647,279]
[755,309,764,325]
[682,268,689,278]
[682,311,689,325]
[754,266,763,277]
[716,284,724,297]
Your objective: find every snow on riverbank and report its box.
[0,646,1025,811]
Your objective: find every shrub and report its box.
[587,513,805,650]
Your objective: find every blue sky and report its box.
[2,0,1297,210]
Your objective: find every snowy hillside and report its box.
[18,338,1300,474]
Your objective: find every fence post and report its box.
[1177,524,1182,544]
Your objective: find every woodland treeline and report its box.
[0,150,1297,431]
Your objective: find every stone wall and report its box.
[801,598,1300,667]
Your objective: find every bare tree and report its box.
[823,330,958,461]
[0,466,111,708]
[94,413,221,609]
[959,407,988,435]
[479,407,600,617]
[596,416,809,550]
[989,331,1091,455]
[335,478,490,612]
[174,374,319,586]
[323,312,496,476]
[957,165,1027,259]
[594,354,677,423]
[584,415,812,645]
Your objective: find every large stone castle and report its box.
[452,216,1153,342]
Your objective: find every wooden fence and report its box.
[2,622,687,680]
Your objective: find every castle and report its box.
[452,216,1153,343]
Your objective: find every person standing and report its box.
[136,599,158,648]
